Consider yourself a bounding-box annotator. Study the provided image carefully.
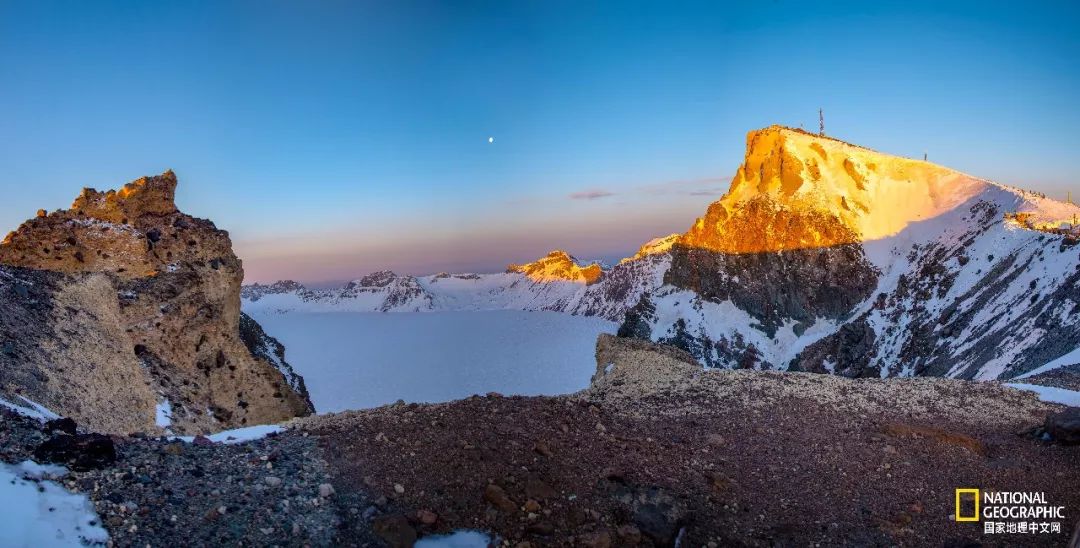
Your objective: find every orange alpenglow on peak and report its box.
[70,169,179,223]
[507,250,604,285]
[680,125,998,254]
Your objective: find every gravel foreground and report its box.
[1,335,1078,547]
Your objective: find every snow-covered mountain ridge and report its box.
[633,126,1080,380]
[245,126,1080,380]
[243,249,669,321]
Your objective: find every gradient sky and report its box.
[2,1,1078,284]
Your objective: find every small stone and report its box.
[393,483,405,494]
[362,505,378,520]
[523,499,541,513]
[526,521,554,535]
[36,209,47,218]
[264,476,282,487]
[579,530,612,548]
[319,483,335,498]
[217,505,227,515]
[616,524,642,545]
[44,417,77,435]
[532,441,553,457]
[416,509,437,525]
[483,483,517,513]
[193,435,213,447]
[259,527,274,535]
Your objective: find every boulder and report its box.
[1045,408,1080,445]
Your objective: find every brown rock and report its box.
[416,509,437,525]
[578,530,612,548]
[532,440,553,457]
[484,483,517,513]
[1044,408,1080,445]
[0,171,314,434]
[525,477,557,500]
[523,499,541,513]
[616,524,642,545]
[525,521,555,536]
[704,471,730,492]
[372,514,417,548]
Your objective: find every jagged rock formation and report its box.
[627,126,1080,379]
[0,171,313,434]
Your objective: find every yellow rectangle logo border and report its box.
[955,488,980,521]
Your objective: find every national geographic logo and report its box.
[955,488,1067,535]
[955,488,980,522]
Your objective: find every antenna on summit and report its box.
[818,108,825,137]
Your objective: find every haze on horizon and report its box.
[1,1,1078,284]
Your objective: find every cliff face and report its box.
[0,171,313,434]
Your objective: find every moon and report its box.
[488,137,494,143]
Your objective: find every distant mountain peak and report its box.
[507,249,604,285]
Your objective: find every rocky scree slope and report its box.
[623,126,1080,380]
[299,334,1079,547]
[0,171,313,434]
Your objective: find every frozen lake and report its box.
[248,310,617,413]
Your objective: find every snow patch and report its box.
[0,396,60,422]
[415,530,492,548]
[171,424,284,445]
[0,462,109,546]
[1015,346,1080,379]
[1005,383,1080,407]
[155,400,173,428]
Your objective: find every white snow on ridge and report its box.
[1005,383,1080,407]
[1016,346,1080,379]
[0,395,61,422]
[170,424,284,445]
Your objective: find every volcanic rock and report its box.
[0,171,313,434]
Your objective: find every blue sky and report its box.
[1,1,1078,283]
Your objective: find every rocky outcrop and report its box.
[0,171,313,434]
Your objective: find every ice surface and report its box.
[0,462,108,546]
[248,310,616,413]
